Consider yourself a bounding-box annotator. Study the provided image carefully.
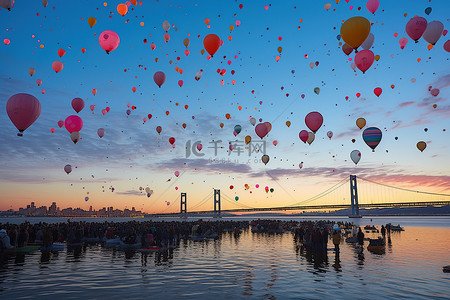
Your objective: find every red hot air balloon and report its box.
[65,115,83,133]
[57,49,66,58]
[52,61,64,73]
[169,137,175,145]
[153,71,166,88]
[299,130,309,143]
[6,93,41,136]
[156,126,162,134]
[342,43,353,56]
[354,49,374,74]
[97,128,105,138]
[255,123,269,139]
[406,17,428,43]
[58,120,64,128]
[203,34,221,56]
[374,87,382,97]
[71,98,85,113]
[305,112,323,133]
[99,30,120,54]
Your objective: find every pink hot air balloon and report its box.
[36,79,43,86]
[299,130,309,143]
[65,115,83,133]
[174,171,180,177]
[305,112,323,133]
[255,123,269,139]
[406,17,428,43]
[444,40,450,53]
[366,0,379,14]
[399,37,408,49]
[196,143,203,151]
[90,104,95,111]
[178,80,183,87]
[57,120,64,128]
[354,49,374,74]
[99,30,120,54]
[52,61,64,73]
[327,131,333,139]
[374,87,382,97]
[97,128,105,138]
[153,71,166,88]
[6,93,41,136]
[71,97,85,113]
[430,88,440,97]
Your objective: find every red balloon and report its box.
[156,126,162,134]
[57,49,66,58]
[255,123,269,139]
[58,120,64,128]
[178,80,184,87]
[52,61,64,73]
[153,71,166,88]
[342,43,353,56]
[90,105,95,111]
[203,34,221,56]
[71,97,85,113]
[299,130,309,143]
[50,128,55,133]
[406,17,428,43]
[305,112,323,133]
[169,137,176,145]
[374,87,382,97]
[99,30,120,54]
[6,93,41,136]
[65,115,83,133]
[354,49,375,73]
[148,114,152,119]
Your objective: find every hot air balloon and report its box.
[350,150,361,165]
[174,171,180,177]
[99,30,120,54]
[250,117,256,126]
[362,127,382,151]
[153,71,166,88]
[307,132,315,145]
[324,3,331,10]
[156,126,162,134]
[355,49,375,73]
[162,20,170,32]
[203,34,221,56]
[366,0,379,14]
[65,115,83,133]
[196,143,203,151]
[57,49,66,58]
[361,33,375,50]
[340,16,371,50]
[327,131,333,139]
[88,17,97,28]
[195,69,203,81]
[169,137,175,145]
[423,21,444,45]
[52,61,63,73]
[0,0,14,10]
[28,68,36,76]
[6,93,41,136]
[374,87,382,97]
[314,87,320,95]
[71,98,85,113]
[261,155,270,165]
[305,111,323,133]
[255,123,269,139]
[443,40,450,52]
[183,38,190,48]
[64,164,72,174]
[57,120,64,128]
[399,37,408,49]
[425,7,432,15]
[299,162,303,169]
[234,125,242,135]
[416,141,426,152]
[117,3,128,16]
[431,88,440,96]
[286,121,291,127]
[356,118,366,129]
[36,79,42,86]
[406,17,428,43]
[235,196,239,201]
[299,130,309,143]
[163,33,170,43]
[71,131,81,144]
[97,128,105,138]
[342,43,353,56]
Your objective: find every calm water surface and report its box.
[0,218,449,299]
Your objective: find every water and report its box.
[1,217,449,299]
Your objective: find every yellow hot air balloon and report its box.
[374,54,380,61]
[245,135,251,144]
[88,17,97,28]
[340,17,371,50]
[416,141,426,152]
[356,117,366,130]
[286,121,291,127]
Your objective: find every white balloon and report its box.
[423,21,444,45]
[361,33,375,50]
[350,150,361,165]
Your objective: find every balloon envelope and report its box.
[417,141,426,152]
[70,131,80,144]
[99,30,120,54]
[153,71,166,87]
[255,123,269,139]
[361,33,374,50]
[299,130,309,143]
[307,132,315,145]
[340,16,371,49]
[97,128,105,138]
[64,164,72,174]
[203,34,221,56]
[356,118,366,129]
[71,98,85,113]
[423,21,444,45]
[406,17,427,42]
[261,155,269,165]
[362,127,382,151]
[350,150,361,165]
[234,125,242,134]
[366,0,379,14]
[305,112,323,133]
[355,49,375,73]
[65,115,83,133]
[6,93,41,135]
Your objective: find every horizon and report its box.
[1,1,449,214]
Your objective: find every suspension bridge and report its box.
[149,175,450,218]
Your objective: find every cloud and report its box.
[397,101,415,108]
[153,158,253,174]
[115,190,146,196]
[430,74,450,90]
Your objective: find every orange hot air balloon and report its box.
[340,16,371,50]
[225,113,231,119]
[356,117,366,129]
[219,123,224,128]
[416,141,426,152]
[28,68,36,76]
[286,121,291,127]
[88,17,97,28]
[205,18,210,25]
[117,3,128,16]
[203,34,221,56]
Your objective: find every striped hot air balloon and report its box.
[362,127,382,152]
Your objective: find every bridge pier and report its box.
[213,189,221,218]
[349,175,362,218]
[180,192,187,217]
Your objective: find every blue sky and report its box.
[0,0,449,213]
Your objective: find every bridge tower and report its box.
[349,175,361,218]
[180,192,187,216]
[213,189,221,217]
